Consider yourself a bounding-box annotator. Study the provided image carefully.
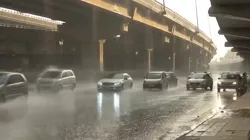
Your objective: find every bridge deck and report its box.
[0,7,64,31]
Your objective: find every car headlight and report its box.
[98,82,102,85]
[218,82,221,84]
[233,82,237,85]
[114,82,122,86]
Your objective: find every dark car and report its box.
[186,72,213,90]
[165,71,178,87]
[143,71,168,90]
[217,72,241,92]
[0,72,28,101]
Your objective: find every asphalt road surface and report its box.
[0,78,240,140]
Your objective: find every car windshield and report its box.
[106,73,124,79]
[146,73,162,79]
[221,73,238,79]
[41,71,61,79]
[190,73,204,79]
[0,73,7,85]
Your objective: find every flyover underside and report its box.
[209,0,250,61]
[0,0,210,74]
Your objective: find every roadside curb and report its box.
[169,110,219,140]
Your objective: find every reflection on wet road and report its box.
[0,80,241,140]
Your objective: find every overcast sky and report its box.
[157,0,229,58]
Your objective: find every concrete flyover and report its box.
[209,0,250,69]
[0,0,216,75]
[0,7,64,31]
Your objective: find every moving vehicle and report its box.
[36,69,76,93]
[0,72,28,102]
[165,71,178,87]
[143,71,168,90]
[97,73,133,91]
[186,72,213,90]
[217,72,241,92]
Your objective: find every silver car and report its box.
[143,71,169,90]
[0,72,28,101]
[97,73,133,91]
[217,72,240,92]
[186,72,213,90]
[36,69,76,93]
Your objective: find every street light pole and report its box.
[59,39,64,65]
[195,0,199,29]
[163,0,166,14]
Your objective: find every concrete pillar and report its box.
[145,26,153,71]
[172,25,176,72]
[81,7,99,70]
[147,49,153,72]
[99,40,106,72]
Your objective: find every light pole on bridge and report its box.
[59,39,64,65]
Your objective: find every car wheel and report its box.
[57,85,63,93]
[24,90,29,97]
[204,86,208,90]
[217,88,220,92]
[0,94,6,102]
[159,84,163,90]
[166,84,169,90]
[120,84,124,90]
[130,83,133,88]
[210,86,213,91]
[71,83,76,91]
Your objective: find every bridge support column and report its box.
[145,26,154,71]
[99,39,106,72]
[147,49,153,71]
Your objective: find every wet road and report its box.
[0,78,240,140]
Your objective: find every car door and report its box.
[162,73,168,87]
[204,74,210,86]
[15,74,27,95]
[5,74,25,98]
[166,73,172,86]
[123,74,130,88]
[5,75,17,98]
[125,74,133,87]
[68,71,75,86]
[207,74,213,86]
[170,73,177,86]
[61,71,69,88]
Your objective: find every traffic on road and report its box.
[0,69,248,140]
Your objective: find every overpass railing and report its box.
[0,7,64,31]
[133,0,216,51]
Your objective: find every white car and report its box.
[36,69,76,93]
[97,73,133,91]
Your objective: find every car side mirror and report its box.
[124,77,128,80]
[218,78,221,80]
[187,76,191,79]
